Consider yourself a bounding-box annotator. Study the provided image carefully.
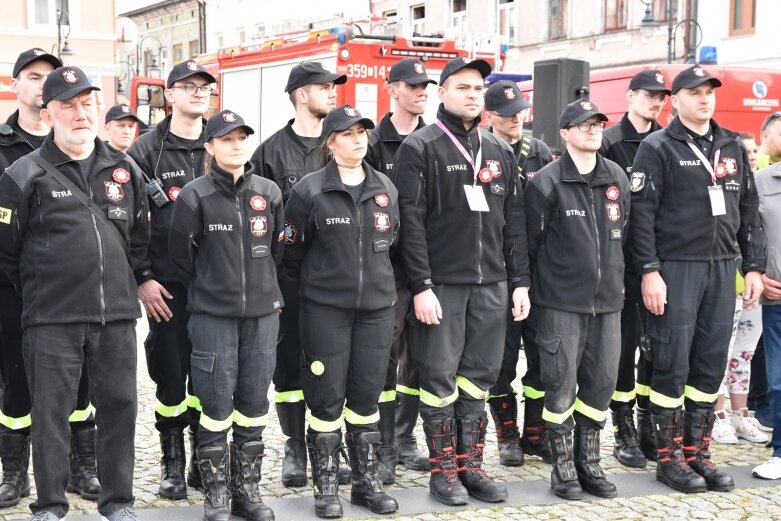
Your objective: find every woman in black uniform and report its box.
[283,105,399,519]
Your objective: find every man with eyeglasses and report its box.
[482,79,553,468]
[758,112,781,169]
[127,59,217,500]
[628,64,765,494]
[524,98,629,500]
[598,69,671,469]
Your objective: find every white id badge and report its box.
[708,185,726,216]
[463,184,490,212]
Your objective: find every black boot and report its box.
[198,446,230,521]
[423,418,468,506]
[395,393,429,471]
[66,427,100,501]
[277,401,307,487]
[230,442,275,521]
[574,426,616,498]
[345,431,398,514]
[307,431,343,519]
[377,402,396,484]
[520,397,552,463]
[636,407,657,462]
[157,429,187,500]
[652,408,706,493]
[683,407,734,492]
[187,427,203,490]
[548,429,582,500]
[455,414,507,503]
[611,405,646,468]
[0,432,30,507]
[487,396,524,467]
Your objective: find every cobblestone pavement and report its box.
[1,318,780,520]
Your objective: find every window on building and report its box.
[498,0,516,43]
[729,0,756,36]
[451,0,467,32]
[411,4,426,34]
[549,0,568,40]
[255,24,266,37]
[189,40,199,58]
[604,0,626,31]
[33,0,68,25]
[173,44,184,64]
[654,0,678,22]
[239,29,246,44]
[216,33,223,48]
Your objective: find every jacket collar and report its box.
[0,110,34,146]
[40,133,129,171]
[665,116,736,145]
[619,112,662,142]
[376,112,425,142]
[436,103,480,138]
[321,160,388,200]
[283,119,325,150]
[153,114,207,150]
[210,161,254,194]
[559,150,616,187]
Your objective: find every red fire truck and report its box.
[130,18,506,149]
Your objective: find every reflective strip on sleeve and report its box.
[395,385,420,396]
[344,407,380,426]
[611,389,636,403]
[378,390,396,403]
[523,385,545,400]
[233,409,269,428]
[0,411,31,430]
[542,403,576,425]
[649,389,685,409]
[684,385,717,405]
[455,375,487,400]
[574,397,608,422]
[155,398,189,418]
[635,383,651,397]
[309,414,345,433]
[199,412,233,433]
[419,386,459,408]
[274,389,305,403]
[487,393,511,400]
[68,405,94,423]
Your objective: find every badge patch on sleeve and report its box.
[0,207,11,224]
[630,172,646,192]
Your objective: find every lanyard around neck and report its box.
[436,119,483,184]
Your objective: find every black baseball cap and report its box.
[285,62,347,93]
[12,48,62,78]
[671,65,722,94]
[204,110,255,142]
[42,66,100,108]
[388,58,437,85]
[322,105,375,138]
[559,98,608,129]
[628,69,671,94]
[166,60,216,89]
[105,104,141,125]
[485,80,531,116]
[439,57,492,86]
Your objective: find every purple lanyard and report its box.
[436,119,483,184]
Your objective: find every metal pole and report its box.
[56,9,62,61]
[667,1,673,64]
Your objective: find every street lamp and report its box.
[117,59,136,95]
[56,8,74,61]
[639,0,703,64]
[137,34,163,77]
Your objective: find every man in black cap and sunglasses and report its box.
[127,59,217,500]
[629,64,765,494]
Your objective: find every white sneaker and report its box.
[732,412,770,443]
[712,415,738,444]
[753,456,781,480]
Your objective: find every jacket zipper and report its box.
[235,195,246,317]
[466,130,484,283]
[88,187,107,325]
[356,198,364,308]
[587,185,601,317]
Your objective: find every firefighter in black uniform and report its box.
[364,57,435,482]
[250,62,350,488]
[483,80,553,467]
[0,65,148,521]
[629,65,766,494]
[169,110,283,521]
[127,60,217,499]
[525,99,629,500]
[394,58,530,506]
[0,48,99,507]
[284,105,399,519]
[598,69,670,467]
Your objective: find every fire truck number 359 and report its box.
[345,63,389,79]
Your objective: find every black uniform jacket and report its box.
[628,117,766,275]
[394,104,531,294]
[283,161,399,311]
[525,151,630,314]
[127,114,208,284]
[599,113,662,175]
[251,120,323,203]
[366,112,426,184]
[510,131,553,186]
[0,136,149,327]
[169,163,284,318]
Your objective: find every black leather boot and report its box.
[0,432,30,507]
[683,407,734,492]
[520,397,551,463]
[574,426,616,498]
[487,395,524,467]
[156,429,187,500]
[611,405,646,468]
[423,418,468,506]
[307,431,343,519]
[66,428,100,501]
[345,431,398,514]
[636,407,657,462]
[652,408,706,493]
[395,393,429,471]
[230,442,275,521]
[277,401,307,487]
[455,414,507,503]
[548,429,582,500]
[198,446,230,521]
[187,426,203,490]
[377,402,397,484]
